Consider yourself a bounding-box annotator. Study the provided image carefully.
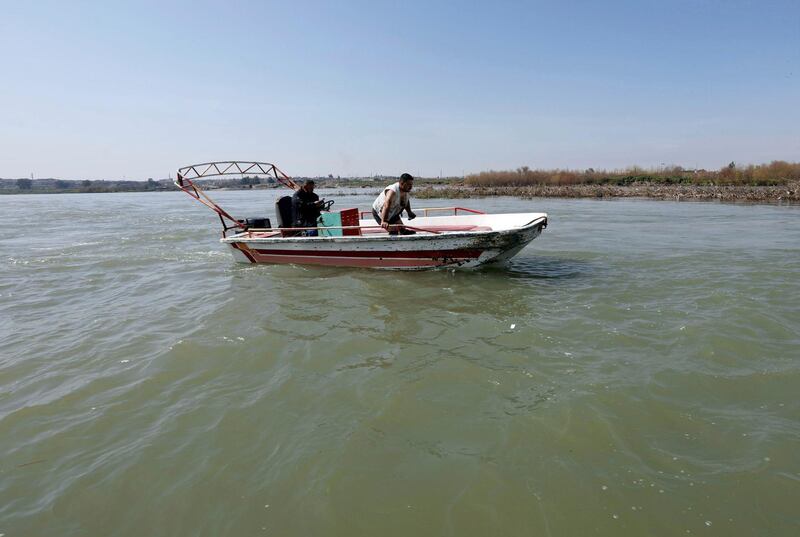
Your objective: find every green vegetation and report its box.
[3,162,798,204]
[0,178,176,194]
[465,161,800,187]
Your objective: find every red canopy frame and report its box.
[175,161,298,236]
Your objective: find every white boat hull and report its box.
[221,213,547,270]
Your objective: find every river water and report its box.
[1,190,798,536]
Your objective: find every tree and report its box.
[17,178,32,190]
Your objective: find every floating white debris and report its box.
[264,504,269,508]
[237,337,245,341]
[705,521,712,527]
[510,324,516,329]
[601,485,608,491]
[120,359,130,363]
[612,514,619,519]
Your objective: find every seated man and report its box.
[292,180,324,236]
[372,173,417,235]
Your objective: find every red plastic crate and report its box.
[340,208,361,236]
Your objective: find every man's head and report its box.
[303,179,315,192]
[399,173,414,192]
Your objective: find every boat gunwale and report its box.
[220,215,547,245]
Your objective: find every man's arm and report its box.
[405,199,416,219]
[380,189,395,229]
[296,192,323,210]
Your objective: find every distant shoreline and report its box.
[4,181,799,204]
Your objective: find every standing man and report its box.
[372,173,417,235]
[292,180,324,236]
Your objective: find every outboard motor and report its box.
[275,195,294,228]
[236,217,271,230]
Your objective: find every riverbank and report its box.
[414,181,800,203]
[5,179,800,204]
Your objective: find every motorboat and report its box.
[175,161,547,270]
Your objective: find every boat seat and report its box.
[275,196,294,228]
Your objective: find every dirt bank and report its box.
[414,181,800,203]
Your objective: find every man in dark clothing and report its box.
[292,180,323,236]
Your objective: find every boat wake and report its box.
[503,256,595,279]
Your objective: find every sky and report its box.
[1,0,798,180]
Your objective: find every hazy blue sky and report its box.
[1,0,798,179]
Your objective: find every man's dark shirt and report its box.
[292,188,321,227]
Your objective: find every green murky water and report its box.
[1,191,798,536]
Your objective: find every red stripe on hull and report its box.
[231,242,256,262]
[247,252,472,268]
[249,247,483,259]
